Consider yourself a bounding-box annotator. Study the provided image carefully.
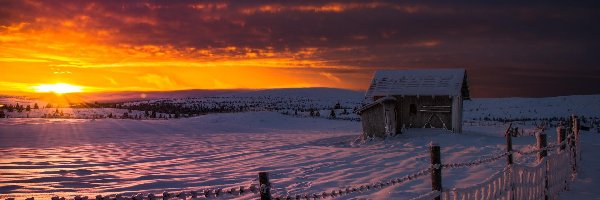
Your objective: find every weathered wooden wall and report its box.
[361,95,462,137]
[386,95,453,131]
[360,104,385,138]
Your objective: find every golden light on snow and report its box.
[33,83,83,94]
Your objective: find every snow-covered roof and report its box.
[355,95,397,114]
[364,69,470,103]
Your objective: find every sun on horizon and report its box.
[32,83,83,94]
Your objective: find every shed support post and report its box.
[451,96,462,133]
[382,97,397,137]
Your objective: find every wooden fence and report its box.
[258,115,582,200]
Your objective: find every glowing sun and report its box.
[33,83,83,94]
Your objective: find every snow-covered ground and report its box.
[0,112,598,199]
[0,90,599,199]
[464,95,600,120]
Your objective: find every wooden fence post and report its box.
[573,115,580,155]
[537,133,547,161]
[258,172,272,200]
[572,115,579,171]
[505,123,514,165]
[505,124,515,200]
[430,143,442,200]
[537,133,549,200]
[557,126,566,152]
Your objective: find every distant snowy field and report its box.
[1,90,600,199]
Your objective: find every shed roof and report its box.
[364,69,470,103]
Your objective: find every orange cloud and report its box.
[136,74,177,89]
[239,2,407,14]
[320,72,342,82]
[0,18,363,95]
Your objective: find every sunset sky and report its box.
[0,1,598,97]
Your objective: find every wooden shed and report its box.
[357,69,470,138]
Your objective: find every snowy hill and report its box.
[0,91,600,199]
[220,87,363,99]
[2,89,599,124]
[465,95,600,120]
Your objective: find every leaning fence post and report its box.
[505,123,514,165]
[258,172,272,200]
[557,125,566,152]
[537,133,549,200]
[573,115,580,160]
[569,116,578,172]
[429,143,442,200]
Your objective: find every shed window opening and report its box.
[409,104,417,115]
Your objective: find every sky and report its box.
[0,1,598,97]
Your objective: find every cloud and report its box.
[212,79,235,89]
[0,57,51,63]
[105,77,118,85]
[1,1,599,97]
[319,72,341,82]
[136,74,176,90]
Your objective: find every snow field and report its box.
[0,90,599,199]
[1,111,595,199]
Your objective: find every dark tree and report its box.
[329,108,336,119]
[33,103,39,109]
[16,103,23,112]
[26,105,31,111]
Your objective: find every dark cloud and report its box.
[1,0,599,97]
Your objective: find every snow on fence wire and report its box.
[5,183,262,200]
[434,117,581,200]
[270,167,433,199]
[510,121,548,137]
[267,117,582,200]
[441,139,573,200]
[5,116,582,200]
